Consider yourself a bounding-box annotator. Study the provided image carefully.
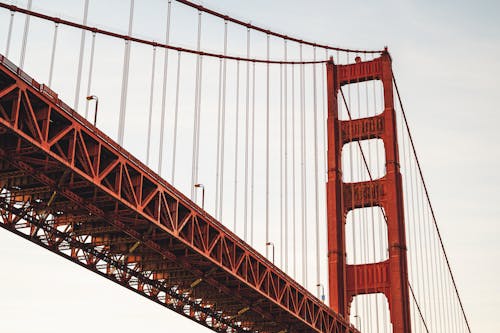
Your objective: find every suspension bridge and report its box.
[0,1,473,332]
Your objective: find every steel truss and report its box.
[0,54,358,333]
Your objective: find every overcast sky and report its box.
[0,0,498,332]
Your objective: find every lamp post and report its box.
[86,95,98,126]
[265,242,275,264]
[194,183,205,209]
[316,283,325,302]
[354,314,361,330]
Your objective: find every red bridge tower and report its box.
[326,51,412,333]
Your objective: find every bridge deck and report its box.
[0,54,357,333]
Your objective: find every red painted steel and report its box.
[0,53,359,333]
[326,52,412,332]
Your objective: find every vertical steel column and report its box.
[326,57,347,316]
[379,51,412,333]
[326,51,412,332]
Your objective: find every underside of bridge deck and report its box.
[0,54,358,333]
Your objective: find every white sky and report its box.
[0,0,498,332]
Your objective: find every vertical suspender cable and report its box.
[355,58,368,326]
[84,32,96,119]
[215,55,223,216]
[404,95,421,330]
[218,21,228,220]
[359,62,369,328]
[419,166,433,328]
[300,43,308,287]
[322,49,328,174]
[19,0,32,69]
[423,184,437,331]
[279,51,284,267]
[377,66,389,332]
[190,10,202,199]
[445,255,454,331]
[146,46,157,165]
[434,225,446,331]
[451,269,459,332]
[321,49,328,298]
[283,40,289,273]
[216,20,228,220]
[393,75,472,333]
[291,60,296,278]
[118,0,135,145]
[366,54,379,333]
[243,27,250,241]
[345,51,360,321]
[441,245,452,331]
[250,61,256,245]
[5,10,14,57]
[233,60,240,231]
[415,138,426,323]
[373,56,388,332]
[364,53,373,329]
[195,59,204,195]
[48,23,59,87]
[431,202,444,332]
[73,0,90,110]
[312,47,321,299]
[365,54,376,329]
[372,54,385,331]
[408,112,424,325]
[265,33,270,259]
[158,0,172,174]
[171,51,181,184]
[425,189,440,332]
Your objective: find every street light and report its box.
[194,183,205,209]
[316,283,325,302]
[265,241,275,264]
[353,314,361,330]
[86,95,98,126]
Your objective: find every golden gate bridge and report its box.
[0,1,471,332]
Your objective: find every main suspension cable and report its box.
[0,3,339,65]
[173,0,383,54]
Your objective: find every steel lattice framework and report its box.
[0,54,360,333]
